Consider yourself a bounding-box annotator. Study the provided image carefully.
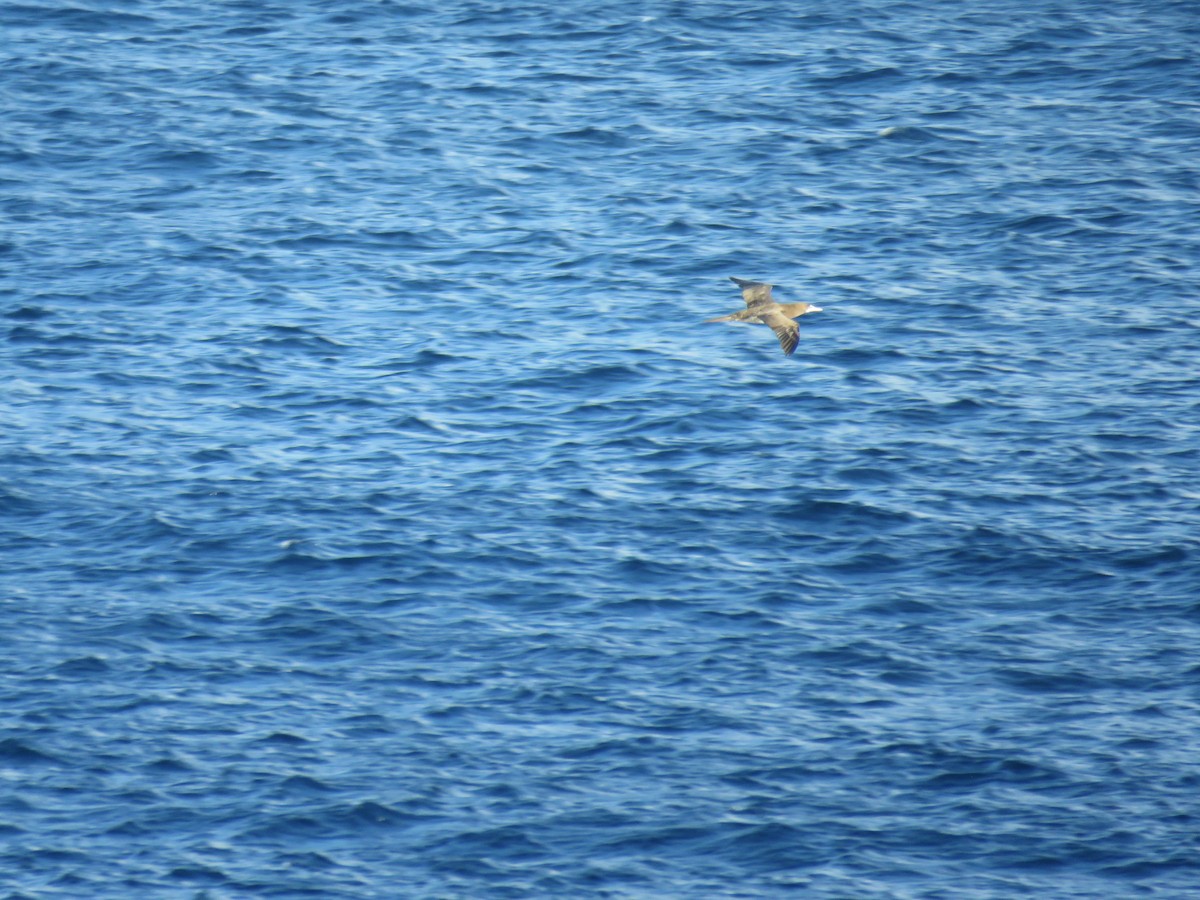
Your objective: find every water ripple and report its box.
[3,0,1200,897]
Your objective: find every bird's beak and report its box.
[809,305,823,313]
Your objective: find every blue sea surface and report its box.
[4,0,1200,896]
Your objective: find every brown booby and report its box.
[706,277,822,357]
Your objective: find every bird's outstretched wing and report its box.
[760,311,799,356]
[730,276,774,307]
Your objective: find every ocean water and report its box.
[3,0,1200,896]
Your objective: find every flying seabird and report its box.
[706,277,822,356]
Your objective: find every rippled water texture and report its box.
[4,0,1200,896]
